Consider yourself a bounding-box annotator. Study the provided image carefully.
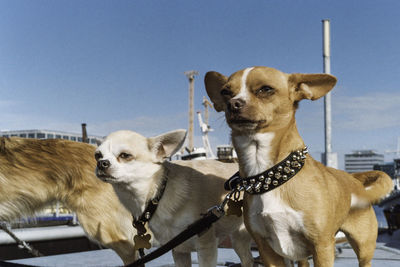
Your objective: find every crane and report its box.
[202,97,212,126]
[197,109,216,159]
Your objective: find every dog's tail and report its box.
[352,170,393,205]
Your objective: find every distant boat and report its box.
[180,147,207,161]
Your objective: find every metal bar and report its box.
[0,225,86,245]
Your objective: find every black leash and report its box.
[127,207,223,267]
[127,187,239,267]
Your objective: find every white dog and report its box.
[95,129,254,267]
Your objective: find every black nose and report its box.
[228,98,245,112]
[97,159,111,171]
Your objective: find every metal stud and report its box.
[255,182,262,192]
[259,175,265,181]
[285,160,291,166]
[284,166,291,174]
[277,166,283,172]
[292,155,298,160]
[291,161,299,168]
[243,180,248,186]
[283,175,288,180]
[273,180,279,186]
[250,178,256,184]
[268,171,274,177]
[275,172,282,179]
[266,178,272,184]
[145,212,151,220]
[263,184,269,190]
[290,169,295,175]
[245,185,253,193]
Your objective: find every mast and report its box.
[322,19,336,168]
[184,70,199,152]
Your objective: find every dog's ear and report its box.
[204,71,228,112]
[148,129,187,160]
[289,73,337,101]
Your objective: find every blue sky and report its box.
[1,0,399,169]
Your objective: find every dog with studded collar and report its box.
[205,66,393,267]
[95,129,254,267]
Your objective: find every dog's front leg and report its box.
[196,229,218,267]
[311,240,335,267]
[253,235,285,267]
[230,229,254,267]
[172,249,192,267]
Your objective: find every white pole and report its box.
[323,19,333,167]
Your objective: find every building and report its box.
[0,129,103,145]
[394,159,400,190]
[344,150,384,173]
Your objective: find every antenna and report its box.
[184,70,199,152]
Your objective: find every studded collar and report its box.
[226,147,308,194]
[132,172,168,235]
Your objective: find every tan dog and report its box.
[0,137,136,265]
[205,66,393,267]
[95,129,254,267]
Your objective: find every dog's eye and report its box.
[256,86,274,95]
[220,89,232,97]
[119,152,133,160]
[95,152,103,161]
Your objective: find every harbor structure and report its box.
[0,129,103,145]
[184,70,199,153]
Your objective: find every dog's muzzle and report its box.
[228,98,245,112]
[97,159,111,171]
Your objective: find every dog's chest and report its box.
[246,191,310,260]
[148,210,197,251]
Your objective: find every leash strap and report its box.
[127,207,223,267]
[0,223,43,258]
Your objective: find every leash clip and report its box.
[207,205,225,218]
[216,186,244,214]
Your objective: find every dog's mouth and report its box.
[227,115,267,129]
[95,169,117,183]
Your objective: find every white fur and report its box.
[233,132,309,260]
[233,67,254,102]
[96,130,254,267]
[232,132,275,176]
[97,137,162,217]
[350,193,369,209]
[248,192,309,260]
